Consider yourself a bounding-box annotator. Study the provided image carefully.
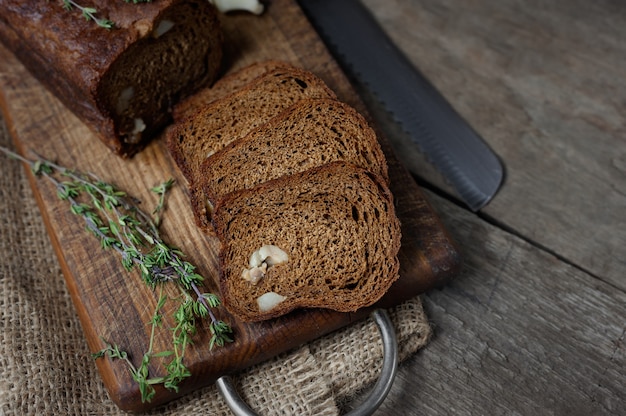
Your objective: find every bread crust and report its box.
[0,0,223,157]
[172,60,295,122]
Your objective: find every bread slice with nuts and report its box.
[212,161,401,322]
[198,98,390,229]
[166,64,337,231]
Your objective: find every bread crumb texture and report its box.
[201,98,390,220]
[214,162,401,322]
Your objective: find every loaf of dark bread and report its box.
[199,98,389,228]
[0,0,223,157]
[167,64,337,231]
[212,161,401,322]
[172,60,294,122]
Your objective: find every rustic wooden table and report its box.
[352,0,625,414]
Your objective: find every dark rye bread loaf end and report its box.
[0,0,223,157]
[199,98,390,228]
[212,161,401,322]
[166,64,337,231]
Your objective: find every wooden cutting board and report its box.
[0,0,460,412]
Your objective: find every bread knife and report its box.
[297,0,504,211]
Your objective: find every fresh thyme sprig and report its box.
[61,0,154,29]
[1,146,233,402]
[93,287,168,403]
[151,178,174,227]
[62,0,115,29]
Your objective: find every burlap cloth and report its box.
[0,114,431,415]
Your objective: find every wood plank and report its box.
[359,0,626,289]
[0,0,459,411]
[341,1,626,414]
[350,190,626,415]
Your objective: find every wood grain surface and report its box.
[0,0,460,412]
[359,0,626,290]
[343,1,625,414]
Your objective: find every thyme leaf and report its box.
[151,178,175,227]
[61,0,154,29]
[62,0,115,29]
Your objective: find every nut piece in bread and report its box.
[241,245,289,285]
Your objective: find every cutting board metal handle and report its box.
[215,309,399,415]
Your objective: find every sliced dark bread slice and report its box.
[212,161,401,322]
[172,60,294,122]
[199,98,390,228]
[166,65,337,230]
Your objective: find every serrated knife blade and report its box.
[298,0,504,211]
